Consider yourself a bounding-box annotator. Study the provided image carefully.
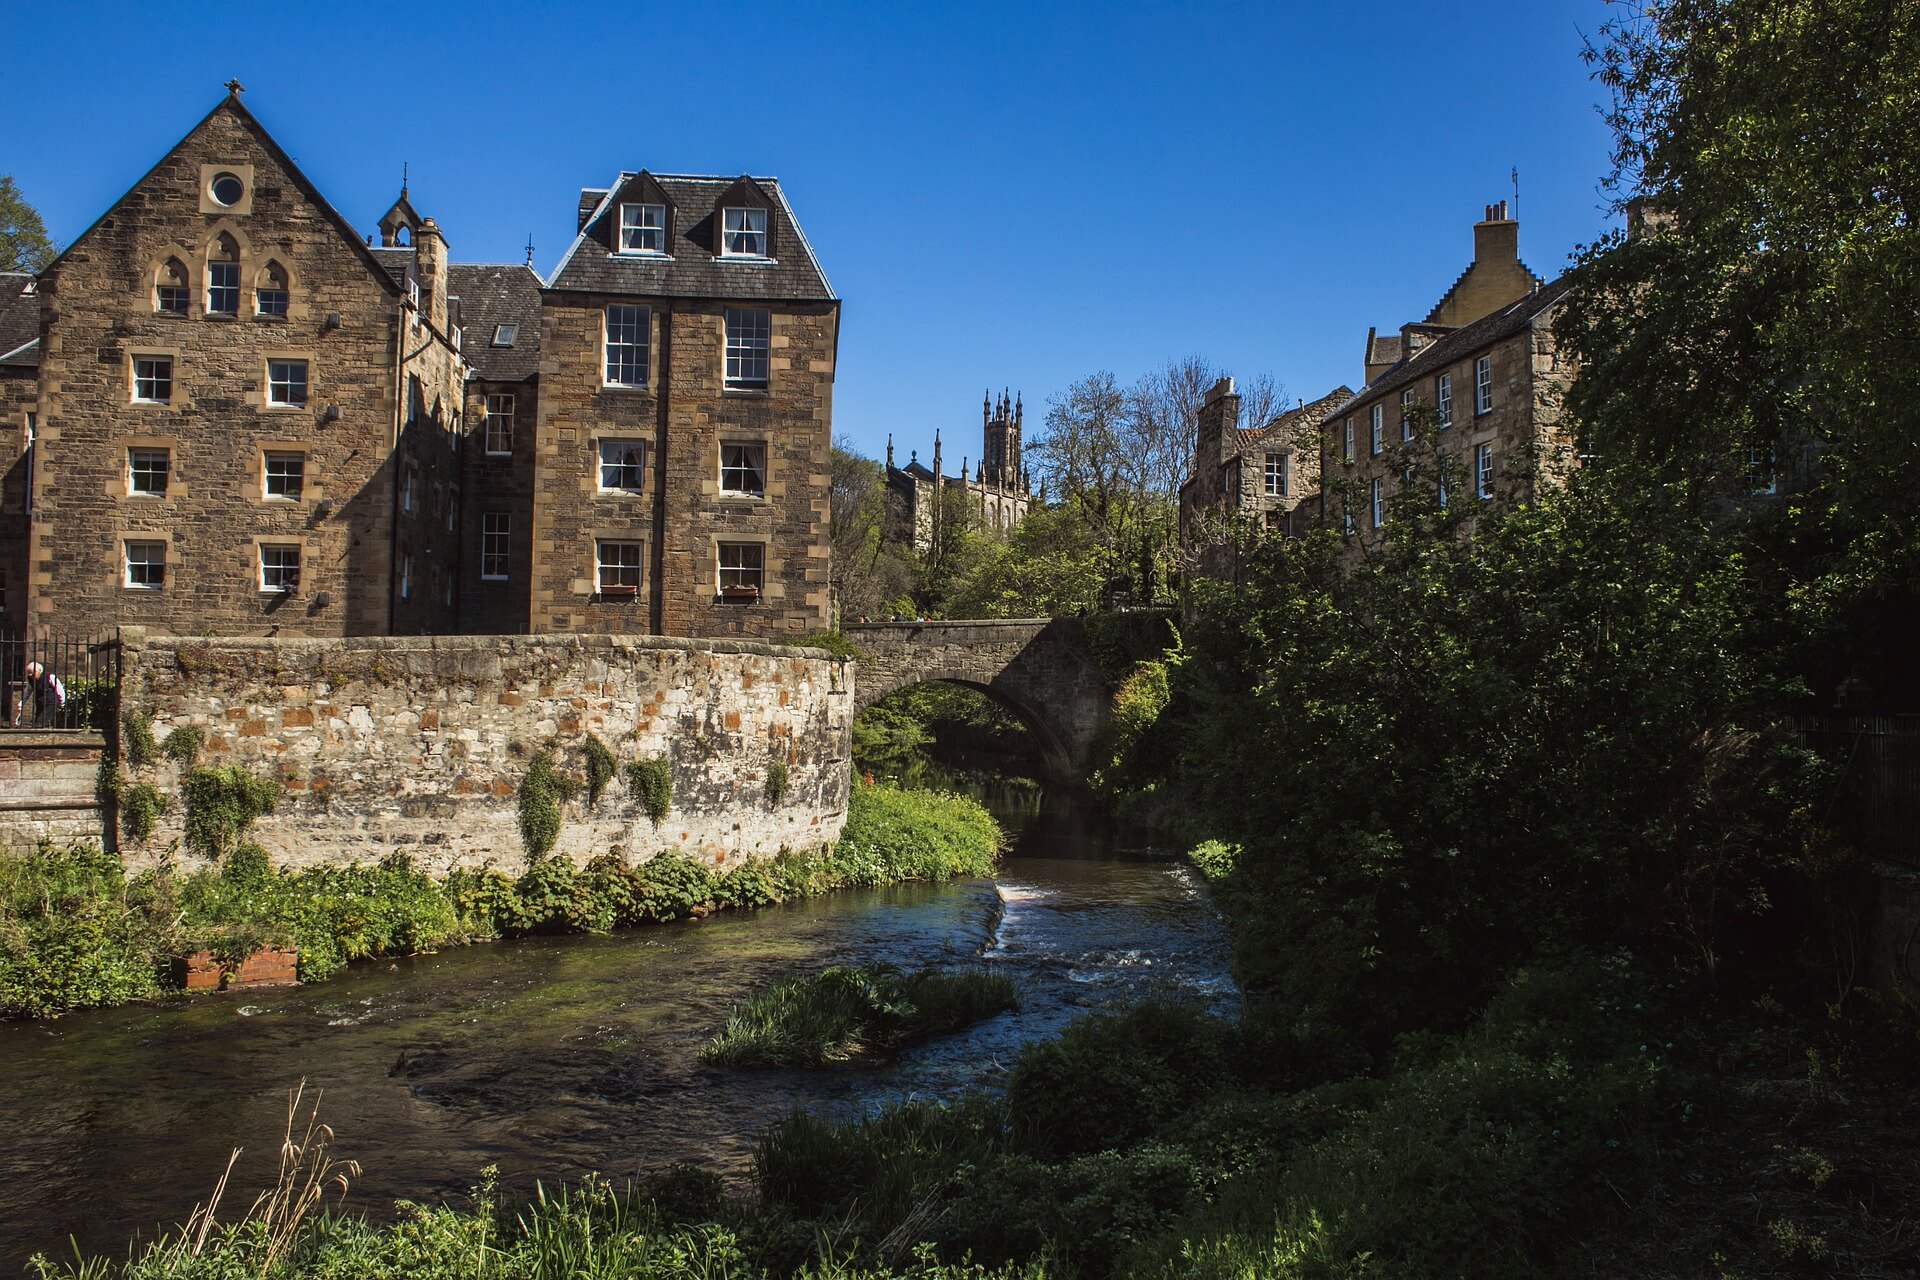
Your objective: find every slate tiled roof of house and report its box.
[0,273,39,367]
[1327,277,1571,423]
[1242,385,1355,443]
[547,174,835,301]
[1366,333,1403,368]
[448,264,542,382]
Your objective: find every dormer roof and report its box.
[547,172,834,301]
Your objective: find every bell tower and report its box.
[981,389,1025,492]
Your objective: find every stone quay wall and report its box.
[115,628,853,873]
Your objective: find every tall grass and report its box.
[703,965,1017,1067]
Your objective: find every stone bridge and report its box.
[846,619,1112,782]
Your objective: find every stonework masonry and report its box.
[114,629,853,872]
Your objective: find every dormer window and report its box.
[491,324,517,347]
[619,203,667,254]
[721,207,768,257]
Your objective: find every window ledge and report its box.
[601,383,651,393]
[612,250,673,261]
[716,494,767,505]
[723,385,770,396]
[714,255,777,265]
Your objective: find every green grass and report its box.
[703,964,1017,1067]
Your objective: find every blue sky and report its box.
[4,0,1619,463]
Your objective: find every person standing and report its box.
[14,662,65,728]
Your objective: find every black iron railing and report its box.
[0,633,119,732]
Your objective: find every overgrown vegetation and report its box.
[766,758,789,806]
[117,781,168,845]
[161,724,203,767]
[625,756,673,824]
[121,711,157,768]
[583,735,617,806]
[703,964,1017,1067]
[181,766,279,860]
[1,783,1001,1019]
[517,750,568,859]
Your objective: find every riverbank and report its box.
[0,781,1002,1020]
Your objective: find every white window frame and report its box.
[123,540,166,590]
[618,202,667,254]
[491,324,517,347]
[597,438,647,492]
[481,512,510,581]
[604,305,649,387]
[1370,477,1385,528]
[1342,418,1354,463]
[717,541,765,601]
[724,308,771,389]
[399,552,413,601]
[1263,452,1285,497]
[1475,356,1493,415]
[720,441,768,498]
[266,359,308,408]
[259,543,301,594]
[1369,405,1384,455]
[128,447,170,497]
[132,355,172,405]
[447,483,459,533]
[255,265,289,317]
[1436,373,1453,430]
[484,393,515,456]
[720,206,768,257]
[401,463,418,514]
[207,260,240,315]
[155,263,189,315]
[263,450,305,501]
[595,539,643,595]
[1400,390,1415,443]
[1475,443,1495,499]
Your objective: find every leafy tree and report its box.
[1558,0,1920,702]
[0,176,54,273]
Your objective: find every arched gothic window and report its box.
[255,261,288,316]
[154,258,189,314]
[206,235,240,315]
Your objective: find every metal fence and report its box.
[1796,714,1920,866]
[0,633,119,733]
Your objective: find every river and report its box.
[0,808,1232,1272]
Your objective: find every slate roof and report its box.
[448,264,542,382]
[1366,332,1403,368]
[1243,385,1355,444]
[0,274,40,369]
[369,246,413,288]
[547,174,835,301]
[1326,277,1571,424]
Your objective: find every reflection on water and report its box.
[0,812,1231,1273]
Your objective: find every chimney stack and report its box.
[415,216,449,333]
[1473,199,1518,267]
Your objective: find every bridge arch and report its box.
[846,619,1111,785]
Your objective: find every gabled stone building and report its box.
[535,172,838,638]
[1318,203,1574,561]
[20,89,467,637]
[1,91,840,643]
[1178,379,1353,557]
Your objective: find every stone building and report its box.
[1317,203,1574,561]
[0,273,38,624]
[532,172,838,639]
[0,91,840,644]
[20,89,467,638]
[884,390,1032,553]
[1178,378,1353,562]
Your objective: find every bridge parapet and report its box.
[846,618,1109,780]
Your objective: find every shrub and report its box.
[835,782,1002,884]
[714,858,781,911]
[766,758,790,806]
[793,629,863,660]
[1007,1000,1231,1159]
[0,842,170,1017]
[180,766,279,859]
[511,854,615,934]
[1187,839,1239,884]
[121,711,158,767]
[703,964,1017,1067]
[625,756,672,823]
[583,735,617,806]
[117,781,168,845]
[442,865,522,939]
[632,853,716,922]
[161,724,203,767]
[518,750,567,860]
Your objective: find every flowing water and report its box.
[0,810,1231,1272]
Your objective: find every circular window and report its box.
[209,172,244,206]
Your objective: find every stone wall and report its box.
[0,733,106,849]
[114,629,852,873]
